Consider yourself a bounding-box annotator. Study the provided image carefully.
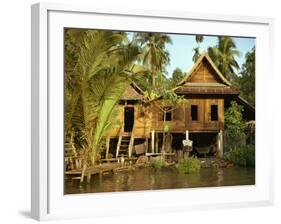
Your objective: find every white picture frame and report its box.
[31,2,274,221]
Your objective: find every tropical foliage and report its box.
[224,101,246,152]
[149,157,166,170]
[208,37,240,80]
[177,156,201,174]
[133,32,172,89]
[167,68,185,89]
[192,35,204,62]
[235,47,255,106]
[65,29,144,165]
[226,144,255,167]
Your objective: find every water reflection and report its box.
[65,167,255,194]
[216,169,224,186]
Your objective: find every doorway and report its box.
[124,107,134,132]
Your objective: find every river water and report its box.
[65,166,255,194]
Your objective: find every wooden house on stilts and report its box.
[104,53,255,160]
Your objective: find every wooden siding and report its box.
[185,98,224,132]
[106,104,151,137]
[188,60,222,84]
[151,105,186,132]
[107,97,225,137]
[148,98,224,133]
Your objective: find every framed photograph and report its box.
[31,2,274,221]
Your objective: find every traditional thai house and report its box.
[104,53,255,160]
[105,82,152,159]
[173,53,254,157]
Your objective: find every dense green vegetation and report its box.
[192,35,204,62]
[65,29,146,164]
[167,68,185,89]
[149,158,166,170]
[224,101,255,167]
[226,144,255,167]
[133,32,172,90]
[177,156,201,174]
[235,47,255,106]
[224,101,246,151]
[208,37,240,81]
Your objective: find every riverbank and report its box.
[65,165,255,194]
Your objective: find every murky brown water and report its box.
[64,167,255,194]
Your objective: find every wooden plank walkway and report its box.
[65,163,129,183]
[100,157,138,163]
[145,153,175,156]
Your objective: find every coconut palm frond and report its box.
[208,37,241,80]
[64,30,144,164]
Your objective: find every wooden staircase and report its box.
[116,124,135,159]
[64,133,80,171]
[65,142,76,171]
[118,136,130,156]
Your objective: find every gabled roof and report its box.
[174,52,239,95]
[177,52,232,87]
[120,82,144,100]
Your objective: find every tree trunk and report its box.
[151,64,157,88]
[162,111,166,154]
[152,75,156,88]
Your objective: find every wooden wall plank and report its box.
[188,60,222,84]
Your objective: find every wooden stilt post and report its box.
[184,130,190,158]
[105,136,110,159]
[156,133,159,153]
[80,163,87,183]
[186,130,189,140]
[217,130,223,158]
[128,131,134,159]
[151,130,155,153]
[87,173,91,183]
[145,136,148,154]
[116,124,123,158]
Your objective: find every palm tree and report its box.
[192,35,204,62]
[65,30,143,165]
[133,32,172,89]
[208,36,240,80]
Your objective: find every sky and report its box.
[165,34,255,77]
[127,32,255,78]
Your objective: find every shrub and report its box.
[227,144,255,167]
[224,101,246,151]
[177,156,201,174]
[150,158,165,170]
